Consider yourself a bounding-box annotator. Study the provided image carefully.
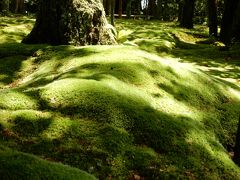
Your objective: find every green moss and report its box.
[0,16,240,179]
[0,146,96,180]
[0,90,38,110]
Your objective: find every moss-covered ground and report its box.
[0,16,240,179]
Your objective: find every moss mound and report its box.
[0,16,240,179]
[0,146,96,180]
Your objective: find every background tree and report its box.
[207,0,218,37]
[156,0,163,20]
[118,0,123,18]
[232,1,240,41]
[103,0,110,15]
[126,0,132,18]
[15,0,24,13]
[22,0,116,46]
[180,0,195,28]
[110,0,115,25]
[0,0,9,14]
[220,0,240,44]
[147,0,157,17]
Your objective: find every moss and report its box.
[0,16,240,179]
[0,146,96,180]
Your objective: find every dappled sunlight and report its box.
[115,19,240,87]
[0,17,34,43]
[0,89,38,110]
[0,16,240,179]
[0,146,96,179]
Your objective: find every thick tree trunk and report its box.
[22,0,116,46]
[207,0,218,37]
[180,0,195,29]
[148,0,157,17]
[220,0,240,44]
[232,2,240,41]
[15,0,24,13]
[132,0,141,15]
[234,116,240,166]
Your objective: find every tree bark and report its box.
[232,1,240,41]
[15,0,24,13]
[22,0,116,46]
[180,0,195,29]
[118,0,123,18]
[156,0,163,20]
[148,0,157,17]
[103,0,110,15]
[126,0,132,18]
[178,0,183,22]
[220,0,240,44]
[110,0,115,26]
[207,0,218,37]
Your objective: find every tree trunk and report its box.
[207,0,218,37]
[103,0,110,15]
[110,0,115,26]
[220,0,240,44]
[178,0,183,22]
[22,0,116,46]
[126,0,132,18]
[118,0,123,18]
[232,1,240,41]
[132,0,141,15]
[180,0,195,29]
[156,0,163,20]
[1,0,9,14]
[148,0,157,17]
[234,116,240,166]
[15,0,24,13]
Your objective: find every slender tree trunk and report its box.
[118,0,123,18]
[156,0,163,20]
[234,116,240,166]
[126,0,132,18]
[22,0,116,46]
[220,0,240,44]
[178,0,183,22]
[110,0,115,26]
[207,0,218,37]
[180,0,195,29]
[103,0,110,15]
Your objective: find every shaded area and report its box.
[0,43,47,88]
[0,16,45,88]
[0,146,96,180]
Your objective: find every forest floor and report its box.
[0,16,240,179]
